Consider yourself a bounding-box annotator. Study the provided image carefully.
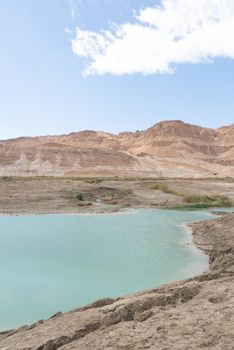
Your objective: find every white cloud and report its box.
[65,27,72,34]
[69,0,76,18]
[71,0,234,75]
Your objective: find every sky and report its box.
[0,0,234,140]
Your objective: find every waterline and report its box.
[0,209,229,330]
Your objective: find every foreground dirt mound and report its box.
[1,213,233,349]
[0,120,234,177]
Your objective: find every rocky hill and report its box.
[0,120,233,177]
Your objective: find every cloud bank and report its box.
[71,0,234,75]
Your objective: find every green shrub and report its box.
[151,182,232,210]
[75,193,84,201]
[183,194,232,207]
[1,176,12,181]
[163,194,232,210]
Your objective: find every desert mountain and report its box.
[0,120,233,177]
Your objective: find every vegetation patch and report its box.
[103,191,115,203]
[75,193,84,201]
[151,182,232,210]
[101,188,132,204]
[84,178,104,184]
[183,194,232,207]
[123,203,132,208]
[150,183,184,196]
[116,189,132,199]
[1,176,12,181]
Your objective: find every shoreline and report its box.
[0,207,224,284]
[0,212,233,348]
[0,204,233,216]
[0,209,212,333]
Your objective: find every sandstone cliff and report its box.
[0,120,234,177]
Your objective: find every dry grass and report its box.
[151,183,232,210]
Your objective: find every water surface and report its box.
[0,209,230,330]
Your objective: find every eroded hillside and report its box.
[0,121,233,177]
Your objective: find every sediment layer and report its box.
[1,120,234,178]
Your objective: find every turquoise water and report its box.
[0,209,232,330]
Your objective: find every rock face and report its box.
[0,120,234,177]
[1,213,233,350]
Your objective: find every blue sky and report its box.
[0,0,233,140]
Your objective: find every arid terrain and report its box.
[0,121,234,349]
[0,120,234,178]
[1,177,234,214]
